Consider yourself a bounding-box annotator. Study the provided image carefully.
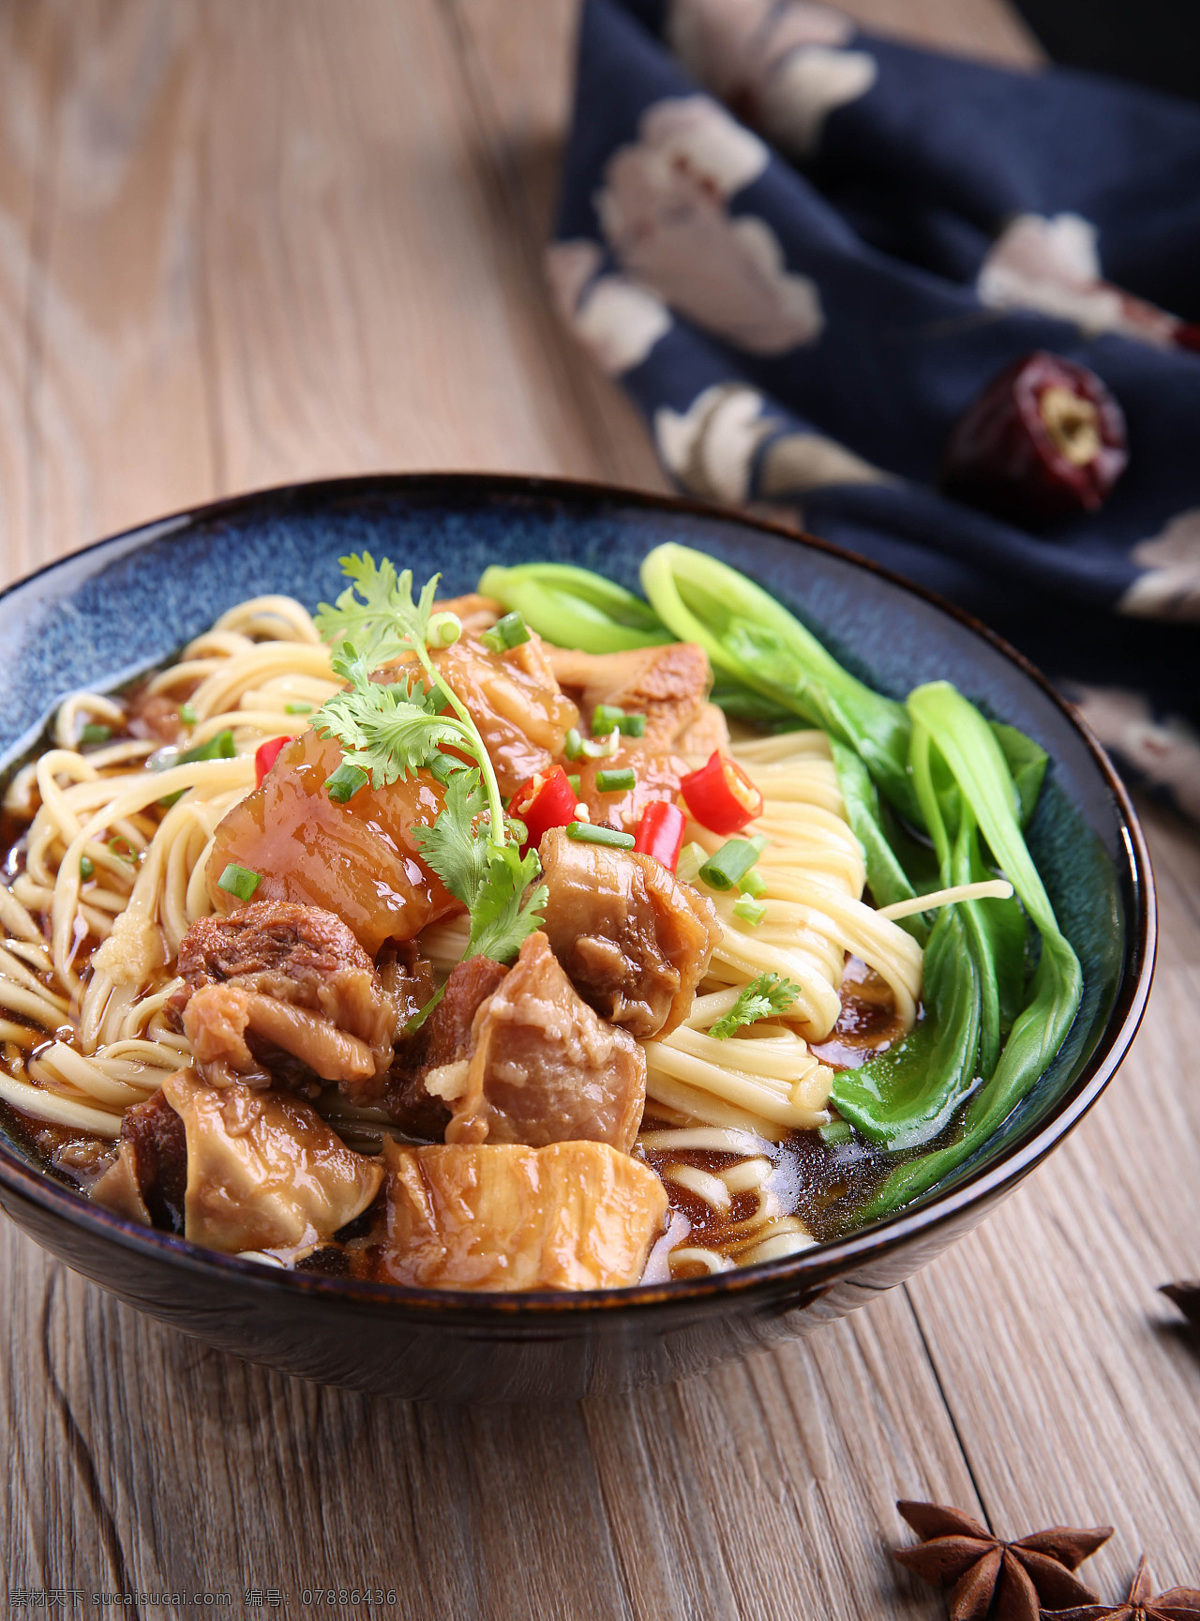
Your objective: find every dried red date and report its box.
[942,351,1128,521]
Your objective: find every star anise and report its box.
[1161,1281,1200,1334]
[894,1500,1113,1621]
[1042,1554,1200,1619]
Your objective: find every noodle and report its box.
[0,590,926,1276]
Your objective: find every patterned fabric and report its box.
[550,0,1200,816]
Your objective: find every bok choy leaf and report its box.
[861,682,1082,1215]
[639,544,918,821]
[477,563,672,653]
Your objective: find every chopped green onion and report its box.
[676,841,710,883]
[739,868,767,899]
[596,766,636,793]
[428,751,459,785]
[564,727,584,761]
[79,856,94,881]
[325,762,369,803]
[108,837,138,865]
[179,702,198,726]
[284,701,312,716]
[480,611,530,653]
[581,729,620,760]
[733,895,766,926]
[178,729,235,764]
[592,705,647,739]
[566,773,581,795]
[565,822,636,850]
[819,1117,854,1145]
[699,838,763,892]
[80,723,112,745]
[427,611,462,648]
[217,863,261,902]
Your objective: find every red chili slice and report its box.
[633,800,686,872]
[510,766,579,853]
[254,735,290,789]
[679,750,763,835]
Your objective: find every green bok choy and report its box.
[477,547,1082,1219]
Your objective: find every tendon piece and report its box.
[371,1139,668,1291]
[207,730,459,954]
[387,954,510,1139]
[445,932,646,1151]
[162,1068,384,1255]
[173,901,396,1098]
[184,984,382,1089]
[431,634,579,796]
[539,828,722,1039]
[545,642,712,749]
[89,1142,153,1226]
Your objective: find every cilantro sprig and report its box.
[313,554,543,971]
[709,973,801,1040]
[409,769,547,962]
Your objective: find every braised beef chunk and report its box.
[161,1068,384,1255]
[121,1088,188,1229]
[377,941,437,1039]
[370,1139,668,1291]
[386,955,509,1139]
[544,642,712,749]
[431,634,579,796]
[538,828,722,1039]
[444,932,646,1151]
[89,1085,188,1231]
[172,901,396,1097]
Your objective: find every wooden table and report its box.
[2,1,1197,1610]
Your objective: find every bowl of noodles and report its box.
[0,475,1154,1400]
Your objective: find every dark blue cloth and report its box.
[550,0,1200,816]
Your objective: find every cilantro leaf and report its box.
[466,846,547,964]
[709,973,801,1040]
[413,769,545,964]
[315,554,439,670]
[314,660,463,790]
[313,554,543,970]
[410,769,491,906]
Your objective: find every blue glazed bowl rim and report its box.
[0,473,1157,1322]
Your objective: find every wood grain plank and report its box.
[0,0,58,583]
[192,0,660,501]
[2,0,1198,1610]
[907,805,1200,1590]
[442,0,668,491]
[11,0,214,575]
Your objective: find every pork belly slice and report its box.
[544,642,712,749]
[538,828,721,1040]
[89,1086,188,1230]
[437,932,646,1152]
[172,901,396,1098]
[160,1068,383,1254]
[371,1139,668,1291]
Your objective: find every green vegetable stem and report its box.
[478,563,673,653]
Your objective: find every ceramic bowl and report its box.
[0,475,1155,1400]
